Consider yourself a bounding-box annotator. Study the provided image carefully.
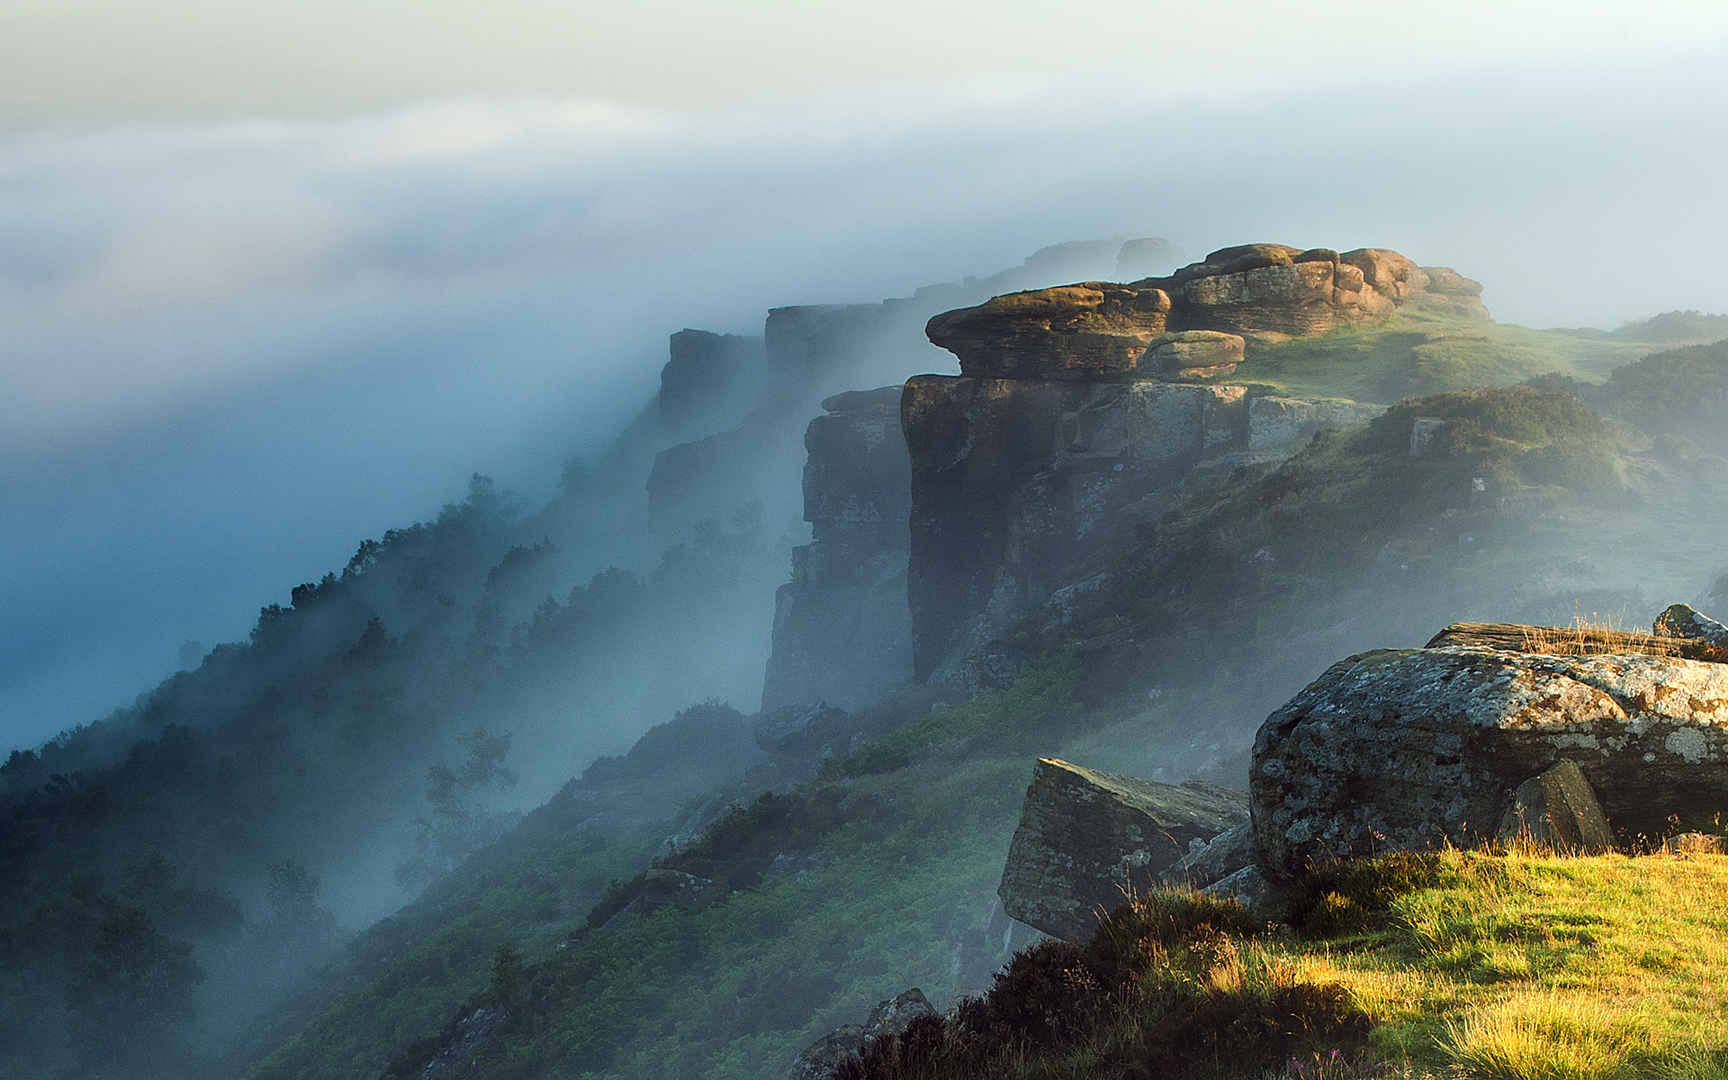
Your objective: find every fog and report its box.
[4,59,1725,748]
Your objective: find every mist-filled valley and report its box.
[7,11,1728,1080]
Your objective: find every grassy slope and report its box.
[845,849,1728,1080]
[243,321,1728,1079]
[1228,310,1660,403]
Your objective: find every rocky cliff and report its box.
[903,242,1434,682]
[762,387,913,711]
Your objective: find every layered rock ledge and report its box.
[927,243,1487,380]
[1250,645,1728,881]
[998,757,1248,940]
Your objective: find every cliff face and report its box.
[645,239,1175,539]
[902,243,1455,683]
[762,387,913,711]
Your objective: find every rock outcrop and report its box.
[1495,760,1614,854]
[783,989,938,1080]
[901,242,1479,682]
[1251,643,1728,881]
[926,244,1488,380]
[1654,604,1728,660]
[997,758,1248,940]
[761,387,914,711]
[903,376,1262,679]
[659,329,765,430]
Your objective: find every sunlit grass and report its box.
[1293,849,1728,1078]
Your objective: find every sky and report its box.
[3,2,1728,749]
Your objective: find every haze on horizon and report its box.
[3,1,1727,750]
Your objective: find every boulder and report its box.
[1177,258,1394,336]
[925,283,1174,380]
[1341,248,1430,301]
[1495,760,1613,853]
[1166,821,1255,889]
[782,989,938,1080]
[1142,330,1245,378]
[998,757,1249,940]
[862,989,937,1047]
[1653,604,1728,661]
[1200,866,1275,912]
[784,1025,866,1080]
[1251,646,1728,881]
[752,703,855,759]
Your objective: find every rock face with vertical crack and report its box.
[762,387,913,711]
[902,242,1469,684]
[997,757,1249,941]
[1250,644,1728,882]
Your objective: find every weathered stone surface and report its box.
[1166,821,1255,889]
[1409,417,1448,456]
[762,387,913,711]
[784,1025,866,1080]
[782,989,939,1080]
[1341,248,1430,301]
[420,1006,511,1077]
[1496,760,1613,853]
[862,989,937,1047]
[1200,866,1275,912]
[1177,257,1394,336]
[753,703,855,759]
[1142,330,1245,378]
[1653,604,1728,661]
[1251,646,1728,881]
[929,243,1487,383]
[1425,620,1727,662]
[925,283,1173,380]
[999,758,1249,940]
[599,868,724,930]
[658,328,764,430]
[1246,396,1382,451]
[903,375,1249,679]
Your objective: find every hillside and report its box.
[834,848,1728,1080]
[5,235,1728,1080]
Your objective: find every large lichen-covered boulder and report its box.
[925,283,1173,380]
[1251,646,1728,881]
[999,758,1248,940]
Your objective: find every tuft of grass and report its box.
[1437,990,1666,1080]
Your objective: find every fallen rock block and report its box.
[1495,760,1614,853]
[998,757,1248,940]
[783,989,937,1079]
[1165,821,1255,889]
[1251,646,1728,881]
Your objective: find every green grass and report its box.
[407,756,1033,1080]
[845,848,1728,1080]
[1229,312,1660,404]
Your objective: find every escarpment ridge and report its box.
[926,243,1487,380]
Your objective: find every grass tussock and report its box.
[1517,611,1678,658]
[844,848,1728,1080]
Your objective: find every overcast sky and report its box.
[3,3,1727,749]
[5,0,1728,132]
